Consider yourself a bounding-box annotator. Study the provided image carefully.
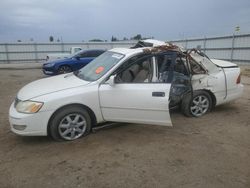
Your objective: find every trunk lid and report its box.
[211,59,238,68]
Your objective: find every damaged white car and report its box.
[9,40,243,141]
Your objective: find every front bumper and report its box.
[9,102,53,136]
[43,69,55,75]
[42,65,57,75]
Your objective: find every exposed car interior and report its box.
[113,40,214,109]
[113,52,192,108]
[115,55,154,83]
[189,58,206,74]
[115,52,192,83]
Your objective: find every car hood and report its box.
[17,73,90,100]
[211,59,238,68]
[44,58,72,65]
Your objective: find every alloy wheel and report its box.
[190,95,209,117]
[58,113,87,140]
[58,66,71,74]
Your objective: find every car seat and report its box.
[133,61,152,82]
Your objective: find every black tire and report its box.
[49,106,91,141]
[58,65,72,74]
[181,90,212,117]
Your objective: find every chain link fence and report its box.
[0,42,136,64]
[1,34,250,64]
[170,33,250,64]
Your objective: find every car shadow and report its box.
[212,103,238,112]
[18,136,53,144]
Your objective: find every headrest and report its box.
[142,61,150,70]
[129,64,140,74]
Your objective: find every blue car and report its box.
[43,49,105,75]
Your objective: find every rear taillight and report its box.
[236,74,241,84]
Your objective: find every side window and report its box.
[156,53,189,83]
[115,56,153,83]
[157,55,172,74]
[189,58,206,74]
[80,51,104,58]
[156,54,175,83]
[90,51,104,57]
[174,57,189,76]
[74,48,82,53]
[78,52,88,58]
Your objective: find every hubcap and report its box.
[190,95,209,117]
[58,113,86,140]
[59,66,71,74]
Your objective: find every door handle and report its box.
[152,92,165,97]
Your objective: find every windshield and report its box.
[75,51,124,81]
[69,50,84,58]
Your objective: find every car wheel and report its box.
[181,90,212,117]
[49,106,91,141]
[58,65,72,74]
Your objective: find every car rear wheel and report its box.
[49,106,91,141]
[58,65,72,74]
[181,90,212,117]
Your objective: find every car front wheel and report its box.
[58,65,72,74]
[49,106,91,141]
[181,90,212,117]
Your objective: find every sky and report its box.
[0,0,250,42]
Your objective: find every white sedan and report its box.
[9,40,243,141]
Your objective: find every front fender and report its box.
[32,84,104,124]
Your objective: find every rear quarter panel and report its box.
[223,67,243,102]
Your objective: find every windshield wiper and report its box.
[74,70,87,80]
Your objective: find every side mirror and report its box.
[106,75,115,86]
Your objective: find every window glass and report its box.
[78,52,89,58]
[89,50,104,57]
[156,54,174,83]
[190,52,218,73]
[156,53,188,83]
[75,51,124,81]
[189,58,206,74]
[77,50,104,58]
[115,56,153,83]
[74,48,82,53]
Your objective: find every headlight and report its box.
[16,100,43,114]
[44,63,55,67]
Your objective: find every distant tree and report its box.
[89,39,104,42]
[123,37,128,41]
[111,36,118,41]
[30,38,34,42]
[17,40,22,42]
[49,36,54,42]
[57,38,60,42]
[132,34,142,40]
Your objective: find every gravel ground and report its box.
[0,68,249,188]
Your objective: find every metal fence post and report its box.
[4,43,10,63]
[203,37,207,53]
[61,42,65,52]
[185,39,188,49]
[34,43,38,63]
[230,34,235,62]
